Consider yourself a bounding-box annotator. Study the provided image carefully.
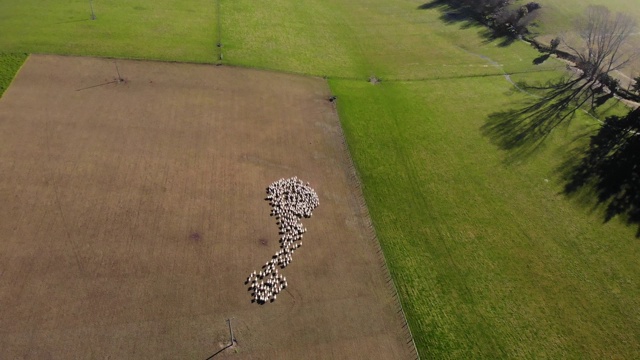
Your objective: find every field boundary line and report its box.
[215,0,222,63]
[329,102,421,360]
[9,52,569,85]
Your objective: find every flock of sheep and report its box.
[246,177,319,304]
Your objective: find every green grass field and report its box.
[2,0,640,358]
[0,0,217,63]
[332,78,639,358]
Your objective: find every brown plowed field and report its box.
[0,55,415,359]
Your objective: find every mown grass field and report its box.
[332,78,639,358]
[1,0,640,358]
[0,0,216,63]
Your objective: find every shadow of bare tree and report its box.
[204,343,233,360]
[532,53,550,65]
[417,0,446,10]
[481,77,596,163]
[418,0,478,29]
[483,68,640,235]
[559,108,640,236]
[417,1,521,46]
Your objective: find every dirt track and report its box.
[0,55,415,359]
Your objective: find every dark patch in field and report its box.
[443,11,466,22]
[417,0,518,47]
[259,238,269,246]
[189,232,202,241]
[560,108,640,237]
[533,54,550,65]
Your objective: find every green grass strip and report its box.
[0,53,28,98]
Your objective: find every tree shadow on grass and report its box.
[481,76,595,163]
[480,27,517,47]
[483,73,640,235]
[532,53,550,65]
[559,108,640,236]
[417,1,518,46]
[418,0,477,28]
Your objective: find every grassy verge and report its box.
[0,53,28,98]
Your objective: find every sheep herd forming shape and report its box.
[246,177,319,304]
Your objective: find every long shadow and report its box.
[75,80,118,92]
[417,0,518,46]
[418,0,481,28]
[417,0,447,10]
[204,343,233,359]
[559,108,640,236]
[479,26,517,47]
[533,53,550,65]
[481,76,595,163]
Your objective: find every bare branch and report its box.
[571,6,637,80]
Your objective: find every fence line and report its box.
[216,0,223,63]
[332,103,421,360]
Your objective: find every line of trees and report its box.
[435,2,638,99]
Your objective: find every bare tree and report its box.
[564,6,637,81]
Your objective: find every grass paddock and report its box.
[1,0,639,358]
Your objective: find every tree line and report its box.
[438,1,640,100]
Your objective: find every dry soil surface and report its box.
[0,55,416,359]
